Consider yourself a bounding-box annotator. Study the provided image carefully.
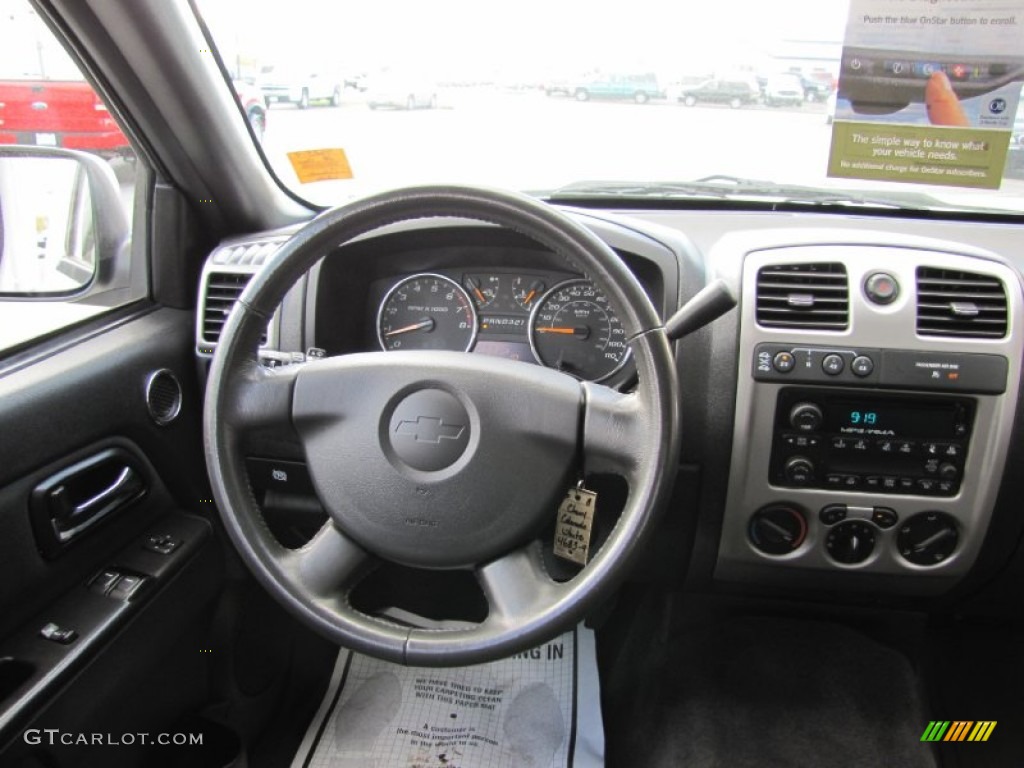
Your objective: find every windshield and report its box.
[195,0,1024,214]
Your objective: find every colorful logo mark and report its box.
[921,721,996,742]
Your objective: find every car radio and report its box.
[769,388,974,496]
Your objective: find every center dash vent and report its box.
[201,272,259,344]
[916,267,1007,339]
[756,263,849,330]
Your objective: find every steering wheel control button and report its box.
[819,504,847,525]
[388,389,470,472]
[821,354,844,375]
[851,355,874,377]
[825,521,876,564]
[898,512,959,565]
[789,402,823,432]
[864,272,900,304]
[748,505,807,555]
[772,351,795,372]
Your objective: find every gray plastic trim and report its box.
[716,237,1023,589]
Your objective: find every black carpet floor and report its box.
[644,616,935,768]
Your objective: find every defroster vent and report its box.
[916,267,1007,339]
[756,263,849,330]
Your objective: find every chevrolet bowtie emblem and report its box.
[394,416,466,444]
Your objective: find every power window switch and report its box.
[144,534,181,555]
[109,573,147,601]
[40,622,77,645]
[89,569,122,595]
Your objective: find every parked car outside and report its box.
[675,78,760,109]
[800,71,835,102]
[231,80,267,142]
[365,74,438,110]
[764,73,805,107]
[570,72,662,104]
[259,67,341,109]
[0,79,130,159]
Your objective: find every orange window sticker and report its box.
[287,148,354,183]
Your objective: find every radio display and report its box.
[825,401,961,438]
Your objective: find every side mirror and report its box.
[0,146,129,297]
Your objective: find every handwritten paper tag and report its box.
[553,486,597,566]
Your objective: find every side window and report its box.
[0,0,142,354]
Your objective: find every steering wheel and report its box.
[204,186,679,666]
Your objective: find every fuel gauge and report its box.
[464,275,500,309]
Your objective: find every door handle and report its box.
[49,465,143,542]
[31,447,148,557]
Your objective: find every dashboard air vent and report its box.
[201,271,256,344]
[756,263,849,330]
[916,267,1007,339]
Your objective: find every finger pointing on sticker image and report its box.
[925,71,970,127]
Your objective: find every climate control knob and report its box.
[789,402,824,432]
[783,456,815,485]
[748,505,807,555]
[898,512,958,566]
[825,520,876,564]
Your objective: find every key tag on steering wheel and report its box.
[553,479,597,566]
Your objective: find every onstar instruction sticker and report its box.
[828,0,1024,189]
[287,148,354,183]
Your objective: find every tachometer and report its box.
[529,279,630,381]
[377,274,478,352]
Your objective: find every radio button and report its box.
[820,504,848,525]
[924,458,940,474]
[864,475,883,490]
[940,443,961,458]
[825,473,844,488]
[896,440,916,455]
[917,478,937,493]
[773,351,796,372]
[822,354,845,375]
[938,463,959,480]
[851,438,870,451]
[783,433,821,449]
[851,355,875,376]
[831,437,849,450]
[937,480,956,494]
[876,439,895,453]
[872,507,899,528]
[881,476,899,491]
[898,477,916,492]
[841,474,862,489]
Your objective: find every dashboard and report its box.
[196,204,1024,604]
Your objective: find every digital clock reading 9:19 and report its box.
[848,410,878,426]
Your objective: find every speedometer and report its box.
[377,274,478,352]
[528,279,630,381]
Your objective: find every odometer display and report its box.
[529,279,629,381]
[377,274,478,352]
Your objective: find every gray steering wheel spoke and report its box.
[582,383,646,479]
[282,521,375,599]
[224,358,300,434]
[476,543,564,628]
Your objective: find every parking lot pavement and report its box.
[256,88,835,201]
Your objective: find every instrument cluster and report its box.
[375,269,631,382]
